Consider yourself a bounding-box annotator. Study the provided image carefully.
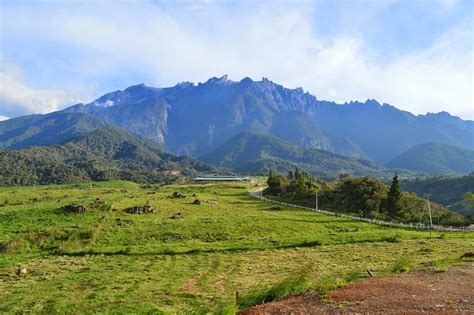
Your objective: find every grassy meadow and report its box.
[0,181,473,313]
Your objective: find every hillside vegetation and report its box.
[401,173,474,216]
[0,127,215,185]
[1,181,473,313]
[0,112,106,149]
[387,142,474,175]
[201,132,400,179]
[264,170,467,226]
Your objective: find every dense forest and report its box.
[387,143,474,175]
[0,127,216,185]
[201,132,407,179]
[401,173,474,216]
[264,169,468,226]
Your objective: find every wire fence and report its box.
[248,188,470,232]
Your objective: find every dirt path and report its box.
[241,263,474,314]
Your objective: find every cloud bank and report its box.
[0,63,85,117]
[1,1,472,119]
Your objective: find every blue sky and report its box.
[0,0,472,120]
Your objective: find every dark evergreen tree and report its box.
[294,167,300,180]
[267,169,274,186]
[287,170,294,180]
[384,174,403,218]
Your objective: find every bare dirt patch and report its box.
[240,263,474,314]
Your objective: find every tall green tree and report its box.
[266,169,287,195]
[287,170,294,180]
[267,169,274,184]
[384,174,403,218]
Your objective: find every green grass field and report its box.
[1,181,473,313]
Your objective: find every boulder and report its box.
[17,266,27,276]
[126,204,156,214]
[64,204,87,213]
[172,192,186,199]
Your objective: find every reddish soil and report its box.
[240,263,474,314]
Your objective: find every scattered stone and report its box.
[192,199,201,205]
[116,218,133,226]
[126,204,156,214]
[64,204,87,213]
[366,269,375,277]
[192,194,197,197]
[172,192,186,199]
[17,266,27,276]
[0,242,9,252]
[460,299,469,304]
[170,212,184,219]
[269,239,280,244]
[204,200,218,205]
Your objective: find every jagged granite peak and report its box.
[175,81,195,88]
[201,74,234,86]
[92,83,162,107]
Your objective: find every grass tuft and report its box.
[392,256,413,273]
[237,274,310,309]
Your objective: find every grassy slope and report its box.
[0,181,473,313]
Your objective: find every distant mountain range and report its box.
[201,132,402,179]
[0,75,473,178]
[387,142,474,175]
[0,125,215,185]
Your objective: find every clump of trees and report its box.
[265,169,466,226]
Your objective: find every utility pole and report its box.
[315,191,319,211]
[427,195,433,227]
[427,194,433,238]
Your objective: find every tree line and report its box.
[265,169,467,226]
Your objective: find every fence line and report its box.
[248,188,468,232]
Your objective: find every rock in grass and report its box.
[192,199,201,205]
[126,204,156,214]
[170,212,184,219]
[172,192,186,199]
[64,204,87,213]
[17,266,27,276]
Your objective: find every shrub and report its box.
[392,256,413,273]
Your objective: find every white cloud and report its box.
[0,115,9,121]
[0,63,85,117]
[1,2,472,119]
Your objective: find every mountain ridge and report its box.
[1,76,472,169]
[0,125,216,185]
[387,142,474,175]
[200,132,406,179]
